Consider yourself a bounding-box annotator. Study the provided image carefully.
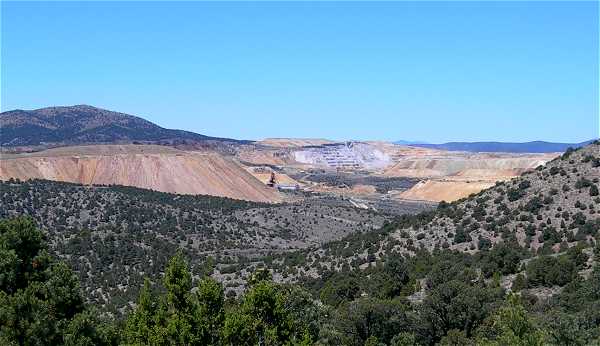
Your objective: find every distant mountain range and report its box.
[392,140,429,145]
[401,140,595,153]
[0,105,243,147]
[1,105,593,154]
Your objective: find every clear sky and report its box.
[1,1,598,143]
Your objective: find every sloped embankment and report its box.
[0,145,281,203]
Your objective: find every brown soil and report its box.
[257,138,336,148]
[398,180,497,202]
[0,145,281,203]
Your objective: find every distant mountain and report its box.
[409,140,595,153]
[0,105,243,147]
[393,139,429,145]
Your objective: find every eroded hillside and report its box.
[0,145,280,203]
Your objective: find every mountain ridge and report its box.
[406,140,594,153]
[0,104,244,147]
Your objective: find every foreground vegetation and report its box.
[0,179,389,313]
[2,217,599,345]
[2,142,599,345]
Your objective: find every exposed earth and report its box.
[1,105,561,205]
[1,140,559,205]
[0,145,281,203]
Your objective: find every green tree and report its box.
[125,254,228,345]
[241,281,293,345]
[390,332,420,346]
[123,279,157,344]
[164,251,192,312]
[0,217,113,345]
[320,273,361,307]
[193,277,225,345]
[477,294,545,346]
[334,298,411,346]
[420,280,502,343]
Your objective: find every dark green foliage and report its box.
[420,280,503,343]
[476,294,545,345]
[333,298,412,346]
[575,178,593,189]
[320,273,361,307]
[525,255,577,287]
[454,227,472,243]
[124,260,310,346]
[518,180,531,190]
[0,217,114,345]
[479,242,525,278]
[478,237,492,251]
[565,244,589,269]
[363,257,410,299]
[506,188,524,202]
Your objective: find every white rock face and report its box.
[293,142,392,170]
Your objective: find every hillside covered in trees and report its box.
[1,142,599,345]
[1,217,599,345]
[0,179,389,313]
[0,105,242,147]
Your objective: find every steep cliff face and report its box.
[0,145,281,203]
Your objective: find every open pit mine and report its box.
[237,139,559,203]
[0,138,559,204]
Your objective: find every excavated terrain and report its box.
[383,151,558,202]
[280,142,600,280]
[0,145,281,203]
[238,139,559,202]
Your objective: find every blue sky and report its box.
[1,1,598,143]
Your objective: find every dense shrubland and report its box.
[0,179,388,313]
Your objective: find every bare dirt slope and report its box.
[383,154,555,178]
[385,151,558,202]
[236,145,294,166]
[398,180,496,202]
[257,138,336,148]
[245,167,300,186]
[0,145,281,202]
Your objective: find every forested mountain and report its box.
[0,105,242,147]
[410,140,593,153]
